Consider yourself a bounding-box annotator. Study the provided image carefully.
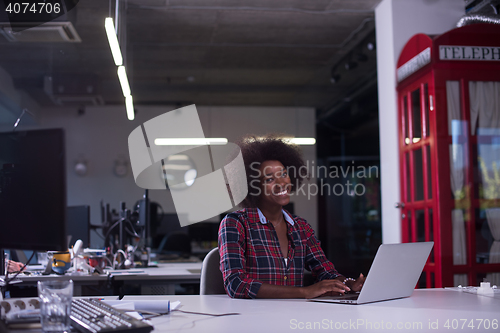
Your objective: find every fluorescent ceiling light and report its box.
[125,95,134,120]
[167,155,189,161]
[117,66,131,97]
[105,17,123,66]
[154,138,228,146]
[286,138,316,145]
[249,137,316,145]
[162,164,192,170]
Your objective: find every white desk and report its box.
[3,263,202,295]
[108,262,202,294]
[126,289,500,332]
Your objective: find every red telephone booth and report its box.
[396,24,500,288]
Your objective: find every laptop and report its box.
[309,242,434,305]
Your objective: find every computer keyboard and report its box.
[70,299,154,333]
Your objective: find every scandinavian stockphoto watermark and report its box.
[127,105,378,226]
[250,160,379,200]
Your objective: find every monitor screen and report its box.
[67,205,90,248]
[0,128,67,251]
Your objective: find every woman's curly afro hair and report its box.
[237,134,308,208]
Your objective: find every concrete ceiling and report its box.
[0,0,381,115]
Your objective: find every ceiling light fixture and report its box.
[125,95,134,120]
[105,18,123,66]
[250,137,316,145]
[117,66,131,97]
[167,155,189,161]
[154,138,229,146]
[285,138,316,145]
[105,14,135,121]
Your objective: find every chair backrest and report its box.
[200,247,226,295]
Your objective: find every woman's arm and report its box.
[256,277,350,299]
[218,213,263,298]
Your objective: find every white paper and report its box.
[171,301,181,311]
[104,300,171,313]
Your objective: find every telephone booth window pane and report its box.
[412,88,422,142]
[414,148,424,201]
[446,81,461,136]
[469,81,500,136]
[452,209,467,266]
[406,153,411,201]
[450,142,465,200]
[477,140,500,199]
[416,209,425,242]
[426,145,432,199]
[475,209,496,264]
[404,96,409,145]
[449,114,467,207]
[473,81,500,200]
[424,83,430,138]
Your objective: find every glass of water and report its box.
[37,280,73,333]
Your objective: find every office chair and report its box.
[200,247,226,295]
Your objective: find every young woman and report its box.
[218,135,364,299]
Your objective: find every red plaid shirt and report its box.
[218,208,340,298]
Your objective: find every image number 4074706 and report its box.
[1,1,80,31]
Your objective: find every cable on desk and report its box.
[173,311,239,332]
[145,309,240,319]
[175,309,240,317]
[142,308,241,332]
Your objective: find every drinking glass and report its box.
[37,280,73,333]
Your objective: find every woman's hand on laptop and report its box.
[344,273,365,293]
[304,279,351,298]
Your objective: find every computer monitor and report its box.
[67,205,90,248]
[151,213,186,250]
[0,128,67,252]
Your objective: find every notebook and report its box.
[308,242,434,305]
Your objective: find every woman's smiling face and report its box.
[258,160,292,208]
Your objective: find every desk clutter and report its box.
[29,240,156,277]
[446,282,500,299]
[1,297,172,333]
[3,261,203,299]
